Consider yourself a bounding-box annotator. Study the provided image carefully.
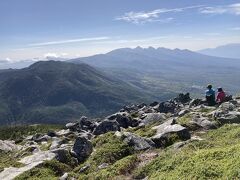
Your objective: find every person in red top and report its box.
[216,87,226,104]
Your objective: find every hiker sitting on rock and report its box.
[216,87,226,104]
[205,84,216,106]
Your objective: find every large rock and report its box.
[50,137,64,150]
[151,119,191,147]
[115,132,155,151]
[190,117,218,130]
[93,120,120,135]
[52,148,78,166]
[0,140,20,152]
[72,136,93,162]
[142,113,167,125]
[34,135,51,143]
[189,98,204,107]
[158,101,176,113]
[115,114,132,128]
[178,109,190,117]
[0,151,56,180]
[66,122,79,131]
[217,112,240,124]
[79,116,96,131]
[219,102,236,111]
[174,93,191,104]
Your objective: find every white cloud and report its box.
[29,37,110,47]
[6,57,11,62]
[115,5,203,24]
[94,36,171,44]
[199,3,240,15]
[44,52,69,60]
[44,53,59,59]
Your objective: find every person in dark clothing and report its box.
[205,84,216,106]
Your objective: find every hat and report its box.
[207,84,212,89]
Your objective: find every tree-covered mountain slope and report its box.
[0,61,152,125]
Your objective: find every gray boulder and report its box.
[30,134,51,143]
[59,173,68,180]
[79,116,95,131]
[72,136,93,162]
[142,113,166,125]
[115,114,132,128]
[178,109,190,117]
[66,122,79,131]
[219,102,236,111]
[158,101,176,113]
[50,137,64,150]
[93,120,120,135]
[116,131,155,151]
[52,148,78,166]
[151,119,191,147]
[189,98,204,107]
[174,93,191,104]
[190,117,218,130]
[0,140,20,152]
[217,112,240,124]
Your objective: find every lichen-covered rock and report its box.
[93,120,120,135]
[52,148,78,166]
[158,101,177,113]
[142,113,167,125]
[190,117,218,130]
[66,122,79,131]
[217,111,240,124]
[151,119,191,147]
[219,102,236,111]
[72,136,93,162]
[116,131,155,151]
[189,98,204,107]
[178,109,190,117]
[174,93,191,104]
[0,140,20,152]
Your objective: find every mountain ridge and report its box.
[0,60,152,125]
[198,43,240,59]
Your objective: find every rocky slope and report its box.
[1,93,240,179]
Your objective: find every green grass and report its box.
[0,124,63,142]
[177,113,192,125]
[126,123,158,138]
[198,107,215,113]
[133,124,240,179]
[0,151,24,171]
[15,159,71,180]
[70,132,134,179]
[76,155,139,180]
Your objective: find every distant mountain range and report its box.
[1,45,240,125]
[70,46,240,97]
[198,43,240,59]
[0,61,152,125]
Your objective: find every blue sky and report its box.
[0,0,240,61]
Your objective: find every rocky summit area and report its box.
[1,93,240,179]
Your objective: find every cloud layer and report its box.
[29,37,110,47]
[199,3,240,15]
[115,5,203,24]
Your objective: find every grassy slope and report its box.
[0,124,63,141]
[10,124,240,179]
[134,124,240,179]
